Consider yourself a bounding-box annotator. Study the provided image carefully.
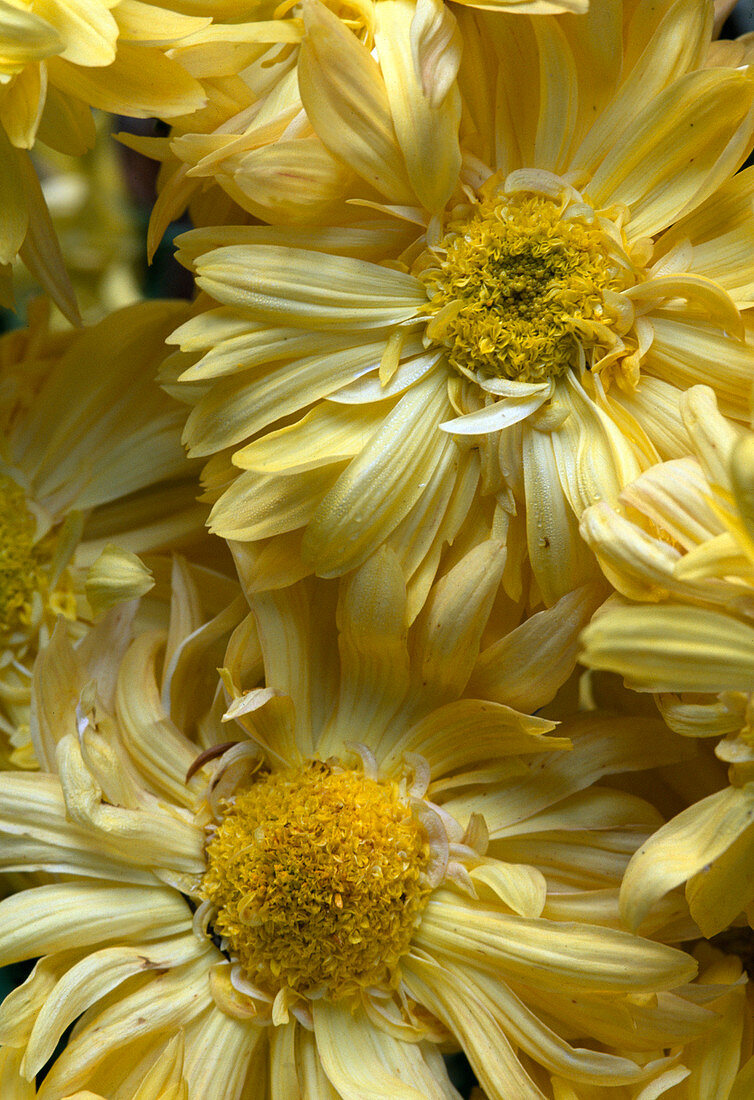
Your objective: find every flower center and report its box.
[419,185,636,385]
[0,476,48,639]
[202,759,432,1000]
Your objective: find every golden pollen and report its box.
[0,476,48,639]
[202,760,432,1000]
[419,190,634,384]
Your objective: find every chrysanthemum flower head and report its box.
[0,296,208,767]
[0,540,726,1097]
[169,0,754,613]
[579,385,754,939]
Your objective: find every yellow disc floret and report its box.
[202,759,432,1000]
[0,476,47,639]
[419,189,635,384]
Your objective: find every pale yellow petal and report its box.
[298,0,415,203]
[374,0,461,212]
[0,881,189,965]
[195,244,425,331]
[620,784,754,934]
[302,371,451,576]
[589,68,754,239]
[416,892,697,992]
[312,1001,448,1100]
[46,45,205,118]
[580,602,754,692]
[467,582,606,713]
[569,0,712,177]
[318,547,410,755]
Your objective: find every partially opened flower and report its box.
[579,385,754,939]
[0,297,207,767]
[169,0,754,612]
[0,542,723,1098]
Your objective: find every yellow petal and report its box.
[46,44,205,118]
[298,0,414,203]
[589,68,754,239]
[620,784,754,934]
[374,0,461,211]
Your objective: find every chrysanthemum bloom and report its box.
[0,297,208,767]
[579,385,754,939]
[0,541,726,1097]
[169,0,754,612]
[0,0,209,317]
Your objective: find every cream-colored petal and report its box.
[233,401,386,476]
[34,0,117,66]
[0,881,190,965]
[113,0,211,43]
[569,0,711,177]
[416,892,697,991]
[588,68,754,239]
[46,45,206,118]
[374,0,461,212]
[382,699,565,779]
[0,773,158,882]
[115,631,214,808]
[57,734,205,874]
[208,464,342,544]
[250,585,315,756]
[409,0,462,109]
[39,955,214,1097]
[532,17,576,172]
[312,1000,450,1100]
[318,547,410,756]
[404,538,506,718]
[469,861,547,919]
[467,582,605,712]
[580,602,754,692]
[180,1001,262,1100]
[303,371,451,576]
[1,61,46,148]
[298,0,415,203]
[521,423,599,606]
[193,340,400,460]
[620,784,754,933]
[24,934,202,1077]
[196,244,425,332]
[444,712,694,836]
[440,385,551,434]
[686,815,754,937]
[85,545,154,619]
[229,137,353,225]
[403,957,545,1100]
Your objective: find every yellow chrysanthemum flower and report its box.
[0,545,713,1097]
[0,0,210,316]
[0,296,208,767]
[168,0,754,614]
[579,385,754,939]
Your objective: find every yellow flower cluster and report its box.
[1,0,754,1098]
